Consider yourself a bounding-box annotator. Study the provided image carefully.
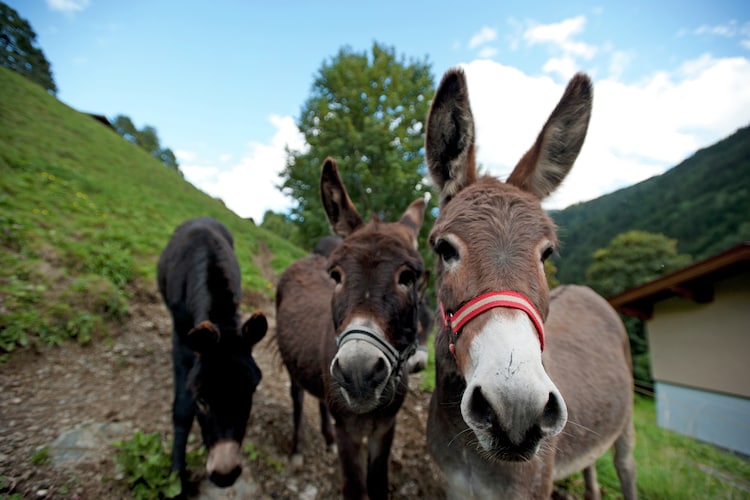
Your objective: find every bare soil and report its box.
[0,281,446,499]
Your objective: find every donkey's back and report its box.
[275,254,334,400]
[545,285,636,496]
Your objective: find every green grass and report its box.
[0,67,305,356]
[556,395,750,499]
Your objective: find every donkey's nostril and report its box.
[539,391,566,436]
[369,357,388,386]
[468,385,494,429]
[330,358,345,383]
[209,464,241,488]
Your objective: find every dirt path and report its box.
[0,270,445,498]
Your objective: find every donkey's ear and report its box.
[507,73,593,200]
[186,320,220,354]
[399,197,426,239]
[241,311,267,348]
[320,157,364,237]
[425,68,477,206]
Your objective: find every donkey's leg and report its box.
[583,465,601,500]
[335,421,367,500]
[290,379,304,456]
[367,421,396,500]
[614,418,638,500]
[170,334,196,495]
[318,401,336,451]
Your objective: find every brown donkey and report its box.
[424,68,637,499]
[275,157,426,499]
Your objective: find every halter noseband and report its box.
[440,291,545,359]
[336,326,417,382]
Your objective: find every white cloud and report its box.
[525,16,586,45]
[523,16,597,79]
[174,150,196,162]
[686,20,750,51]
[46,0,90,13]
[180,115,308,222]
[478,46,498,59]
[458,55,750,210]
[693,20,748,38]
[542,56,578,81]
[469,27,497,49]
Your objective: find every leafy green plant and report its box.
[418,331,436,392]
[0,271,46,353]
[112,431,181,500]
[243,442,284,473]
[81,241,134,289]
[66,274,129,322]
[30,447,50,465]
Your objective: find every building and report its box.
[608,241,750,456]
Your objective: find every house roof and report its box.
[85,113,114,130]
[608,241,750,320]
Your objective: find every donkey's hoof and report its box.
[327,443,338,455]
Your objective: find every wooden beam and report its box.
[618,304,652,321]
[669,283,714,304]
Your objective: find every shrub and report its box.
[112,431,181,500]
[112,431,206,499]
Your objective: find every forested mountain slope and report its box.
[552,125,750,284]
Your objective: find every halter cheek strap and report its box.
[440,291,545,359]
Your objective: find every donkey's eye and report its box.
[329,268,342,284]
[434,239,459,263]
[541,245,555,262]
[398,269,416,288]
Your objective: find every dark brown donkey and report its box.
[312,234,434,375]
[275,157,426,499]
[424,68,637,499]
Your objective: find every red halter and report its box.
[440,291,545,359]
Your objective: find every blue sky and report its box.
[10,0,750,220]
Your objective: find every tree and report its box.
[260,210,299,242]
[112,114,179,171]
[113,115,138,144]
[0,2,57,94]
[157,148,178,170]
[280,42,437,252]
[585,230,692,298]
[544,259,560,289]
[585,230,693,385]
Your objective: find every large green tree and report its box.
[280,42,437,252]
[0,2,57,95]
[585,230,693,384]
[0,2,56,94]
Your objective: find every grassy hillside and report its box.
[552,125,750,284]
[0,67,305,355]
